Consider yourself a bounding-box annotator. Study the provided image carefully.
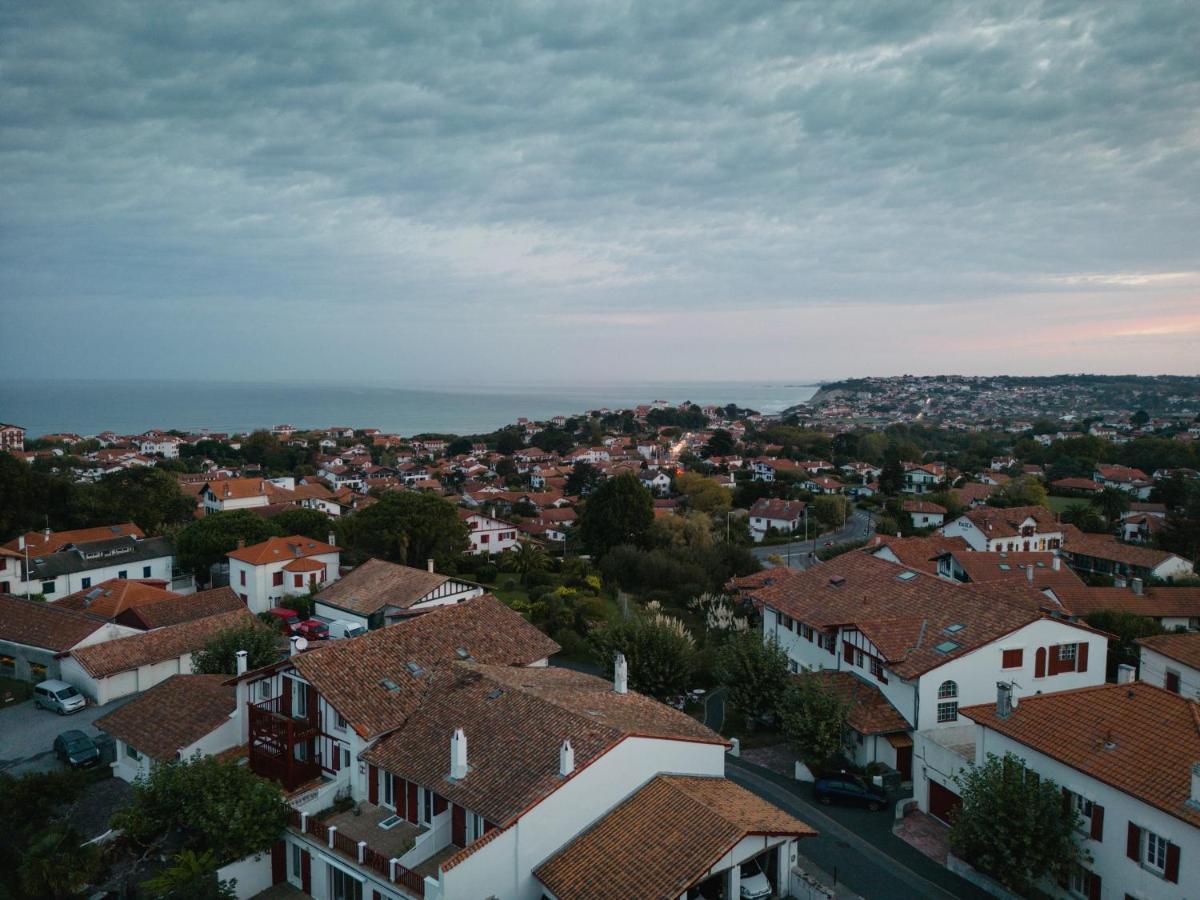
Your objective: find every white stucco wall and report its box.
[1138,646,1200,700]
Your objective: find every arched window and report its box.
[937,680,959,723]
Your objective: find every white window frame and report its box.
[1058,643,1077,663]
[382,771,394,809]
[1068,790,1092,833]
[936,680,958,723]
[421,788,434,826]
[1143,829,1167,874]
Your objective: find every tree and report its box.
[114,755,288,864]
[174,511,283,580]
[811,495,851,532]
[996,475,1048,508]
[1061,502,1107,533]
[588,611,695,700]
[142,850,237,900]
[337,491,468,568]
[779,675,849,767]
[716,632,789,727]
[1131,408,1150,426]
[578,473,654,558]
[878,454,905,496]
[1084,610,1164,678]
[270,507,333,542]
[192,623,281,674]
[675,471,732,517]
[1090,487,1130,529]
[18,825,102,900]
[1158,492,1200,564]
[950,751,1087,894]
[511,541,549,585]
[75,467,196,535]
[565,462,602,497]
[703,430,736,458]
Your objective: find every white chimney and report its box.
[559,739,575,777]
[450,728,468,780]
[427,558,435,574]
[17,535,24,551]
[236,649,248,676]
[1025,565,1034,583]
[289,636,302,657]
[1117,663,1136,684]
[1052,556,1061,571]
[613,653,628,694]
[996,682,1013,719]
[1131,577,1144,596]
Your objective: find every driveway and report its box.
[0,694,134,776]
[752,509,877,569]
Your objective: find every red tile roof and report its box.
[1,523,143,556]
[69,608,256,678]
[95,674,234,761]
[1063,532,1193,570]
[1054,586,1200,620]
[869,535,971,575]
[961,682,1200,828]
[227,535,339,566]
[314,558,454,615]
[0,592,108,651]
[533,775,814,899]
[121,587,244,630]
[56,579,177,619]
[1137,631,1200,670]
[961,505,1059,539]
[797,670,909,734]
[902,500,946,515]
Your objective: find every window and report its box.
[126,743,141,760]
[421,788,434,825]
[292,680,308,718]
[294,574,303,588]
[0,655,14,677]
[802,624,813,641]
[272,571,283,587]
[1067,864,1090,899]
[328,866,362,900]
[468,812,485,842]
[1144,830,1167,874]
[382,772,394,808]
[1002,648,1023,669]
[1069,791,1093,832]
[335,712,347,731]
[240,570,247,586]
[937,680,958,723]
[788,660,799,674]
[854,649,864,667]
[117,571,127,579]
[41,581,56,594]
[1059,644,1077,664]
[142,566,151,578]
[291,843,302,878]
[29,662,47,683]
[870,657,886,682]
[1165,669,1181,693]
[81,577,91,589]
[259,681,271,699]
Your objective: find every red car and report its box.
[294,619,330,641]
[265,607,301,634]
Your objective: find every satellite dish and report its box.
[294,637,309,651]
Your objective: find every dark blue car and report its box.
[813,775,887,811]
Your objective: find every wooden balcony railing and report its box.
[286,808,425,897]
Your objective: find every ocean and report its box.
[0,379,819,438]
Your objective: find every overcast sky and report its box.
[2,1,1197,384]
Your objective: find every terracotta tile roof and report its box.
[961,505,1059,539]
[533,774,814,899]
[950,552,1085,594]
[314,558,454,615]
[69,608,256,679]
[1050,477,1104,493]
[1063,532,1193,570]
[121,587,244,630]
[56,579,177,619]
[1053,586,1200,620]
[1137,632,1200,670]
[797,670,909,734]
[226,535,339,566]
[952,482,998,506]
[283,556,327,573]
[1,523,144,556]
[961,682,1200,828]
[202,477,271,501]
[1096,464,1150,483]
[902,500,947,515]
[94,674,234,761]
[749,498,806,520]
[0,592,108,651]
[749,553,1073,678]
[868,535,971,575]
[287,594,559,739]
[363,663,725,828]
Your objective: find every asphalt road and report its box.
[728,758,993,900]
[0,695,132,776]
[752,509,876,569]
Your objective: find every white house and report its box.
[0,593,140,684]
[1094,464,1154,499]
[941,505,1064,552]
[960,681,1197,899]
[1137,633,1200,698]
[1060,531,1194,583]
[747,498,806,542]
[313,558,483,630]
[902,499,946,529]
[457,509,520,555]
[902,463,943,494]
[227,536,341,614]
[638,470,671,495]
[138,433,183,458]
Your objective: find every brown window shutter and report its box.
[1077,642,1088,673]
[1126,822,1140,861]
[1087,872,1101,900]
[452,804,466,846]
[1090,804,1104,841]
[1035,647,1047,678]
[1047,645,1062,675]
[368,764,378,805]
[1165,841,1180,883]
[1061,786,1071,817]
[434,792,447,815]
[406,781,418,823]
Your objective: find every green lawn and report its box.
[1046,494,1085,514]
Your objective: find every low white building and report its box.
[457,509,520,555]
[747,498,805,542]
[1137,633,1200,698]
[313,558,483,630]
[902,499,946,529]
[960,681,1197,899]
[941,505,1064,552]
[227,536,341,614]
[0,593,140,684]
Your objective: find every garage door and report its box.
[928,780,961,825]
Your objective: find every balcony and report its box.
[288,805,428,898]
[249,695,323,791]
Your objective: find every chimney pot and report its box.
[613,653,628,694]
[1025,565,1034,583]
[996,682,1013,719]
[559,739,575,777]
[17,535,24,551]
[289,636,301,657]
[450,728,468,780]
[236,649,248,676]
[427,558,435,574]
[1052,556,1061,571]
[1116,663,1135,684]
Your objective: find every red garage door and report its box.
[928,780,961,825]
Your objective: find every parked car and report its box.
[294,619,329,640]
[739,857,773,899]
[33,680,87,715]
[327,620,367,640]
[813,774,887,811]
[54,729,100,768]
[265,607,301,634]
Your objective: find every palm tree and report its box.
[19,826,101,900]
[142,849,234,899]
[512,540,549,585]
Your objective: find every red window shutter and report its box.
[406,781,418,823]
[1061,786,1070,817]
[1165,841,1180,883]
[1002,649,1023,668]
[301,850,311,894]
[452,804,466,846]
[273,571,283,587]
[1047,645,1062,675]
[1126,822,1140,860]
[1035,647,1047,678]
[294,574,303,588]
[270,840,285,884]
[1087,872,1101,900]
[484,820,497,834]
[396,778,407,820]
[434,792,447,815]
[1077,642,1088,673]
[1090,804,1104,841]
[368,764,379,805]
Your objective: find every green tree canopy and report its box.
[779,674,849,767]
[175,511,284,580]
[950,751,1086,894]
[270,507,334,542]
[565,462,602,497]
[142,850,236,900]
[336,491,468,568]
[588,612,696,700]
[716,632,790,727]
[192,623,281,674]
[75,467,196,535]
[579,473,654,558]
[703,430,736,458]
[675,471,732,517]
[113,755,289,865]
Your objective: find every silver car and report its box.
[33,680,86,715]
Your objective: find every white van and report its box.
[327,620,367,640]
[33,680,87,715]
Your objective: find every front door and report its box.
[895,745,913,781]
[928,780,961,825]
